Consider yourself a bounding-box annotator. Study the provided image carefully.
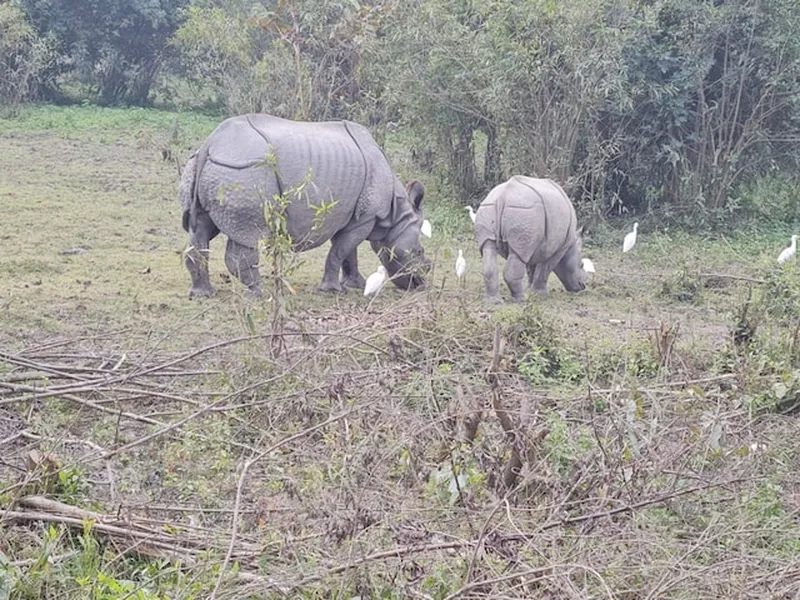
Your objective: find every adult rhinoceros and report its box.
[179,114,430,298]
[475,176,587,303]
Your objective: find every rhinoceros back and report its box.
[476,176,576,264]
[196,114,370,249]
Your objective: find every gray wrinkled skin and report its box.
[474,176,587,303]
[180,114,429,298]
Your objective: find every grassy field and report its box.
[1,104,800,599]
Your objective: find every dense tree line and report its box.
[3,0,800,222]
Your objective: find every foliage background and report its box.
[3,0,800,220]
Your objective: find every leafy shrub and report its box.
[735,172,800,226]
[542,411,596,474]
[20,0,189,105]
[0,4,60,112]
[659,266,702,303]
[501,304,584,385]
[761,269,800,319]
[171,2,381,119]
[588,338,661,384]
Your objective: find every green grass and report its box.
[0,103,220,144]
[1,104,800,599]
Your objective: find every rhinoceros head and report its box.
[553,226,588,292]
[370,180,430,290]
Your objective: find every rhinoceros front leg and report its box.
[481,241,503,304]
[185,211,219,299]
[504,251,528,303]
[224,238,263,298]
[319,222,373,293]
[341,249,366,290]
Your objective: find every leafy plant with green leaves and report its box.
[500,303,585,386]
[659,266,703,303]
[237,151,339,354]
[171,0,385,119]
[0,3,60,112]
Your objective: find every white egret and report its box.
[466,206,477,224]
[421,219,432,238]
[455,249,467,285]
[623,222,638,253]
[363,266,388,296]
[581,258,596,273]
[777,235,797,265]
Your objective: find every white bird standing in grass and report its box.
[581,258,596,273]
[421,219,432,238]
[455,249,467,286]
[363,265,388,296]
[778,235,797,265]
[623,222,638,253]
[466,206,477,224]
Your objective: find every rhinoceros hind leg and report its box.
[504,252,528,303]
[185,211,219,299]
[224,239,263,298]
[526,263,536,288]
[481,241,503,303]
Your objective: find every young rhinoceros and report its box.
[475,176,587,303]
[179,114,430,298]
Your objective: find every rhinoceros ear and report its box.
[576,224,585,238]
[406,180,425,212]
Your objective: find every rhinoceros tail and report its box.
[179,152,199,233]
[179,135,212,234]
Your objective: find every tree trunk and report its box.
[99,57,158,106]
[449,123,478,201]
[483,122,502,190]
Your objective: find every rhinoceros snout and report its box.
[389,257,429,291]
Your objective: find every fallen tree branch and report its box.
[288,540,476,591]
[1,509,206,558]
[100,350,316,461]
[0,381,163,424]
[498,478,747,539]
[699,272,765,284]
[2,495,260,564]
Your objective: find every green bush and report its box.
[659,266,703,303]
[501,304,585,386]
[735,173,800,226]
[19,0,189,105]
[0,4,60,112]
